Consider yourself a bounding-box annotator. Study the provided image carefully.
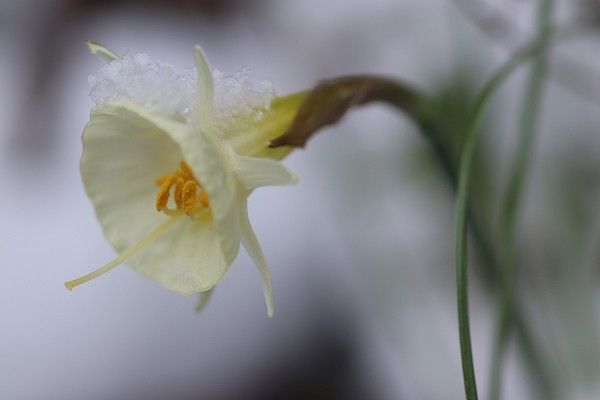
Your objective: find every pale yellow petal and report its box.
[81,103,233,293]
[86,41,119,63]
[239,198,274,317]
[232,154,298,190]
[107,103,242,266]
[224,92,307,159]
[128,218,227,295]
[81,103,182,253]
[194,45,215,126]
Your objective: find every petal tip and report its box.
[194,45,209,65]
[86,41,119,63]
[266,298,274,317]
[193,45,215,122]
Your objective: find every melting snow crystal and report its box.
[89,53,196,116]
[88,52,275,131]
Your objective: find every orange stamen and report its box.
[154,161,210,216]
[179,160,195,179]
[182,180,198,215]
[156,176,173,211]
[155,175,171,186]
[199,191,210,207]
[174,176,185,210]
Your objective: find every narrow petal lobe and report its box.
[232,154,299,190]
[86,41,120,63]
[239,199,275,317]
[194,46,215,126]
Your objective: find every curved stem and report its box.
[453,31,552,400]
[489,1,554,399]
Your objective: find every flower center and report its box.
[155,161,210,216]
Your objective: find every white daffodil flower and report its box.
[65,42,305,316]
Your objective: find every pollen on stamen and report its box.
[155,175,170,186]
[154,161,210,216]
[181,180,198,215]
[199,192,210,207]
[174,176,185,209]
[156,176,173,212]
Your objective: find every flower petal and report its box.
[81,103,235,293]
[232,154,298,190]
[194,45,215,126]
[128,217,227,294]
[225,92,307,159]
[86,41,119,63]
[104,102,242,266]
[168,129,241,267]
[239,198,274,317]
[81,103,182,253]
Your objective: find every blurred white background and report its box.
[1,0,599,399]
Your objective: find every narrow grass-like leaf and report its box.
[453,38,555,400]
[489,1,554,400]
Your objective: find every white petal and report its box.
[128,218,227,294]
[194,45,215,126]
[86,41,119,63]
[232,154,298,190]
[87,102,242,266]
[81,103,235,293]
[239,199,274,317]
[159,118,241,267]
[81,103,182,253]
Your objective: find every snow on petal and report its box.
[88,53,196,117]
[72,44,303,316]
